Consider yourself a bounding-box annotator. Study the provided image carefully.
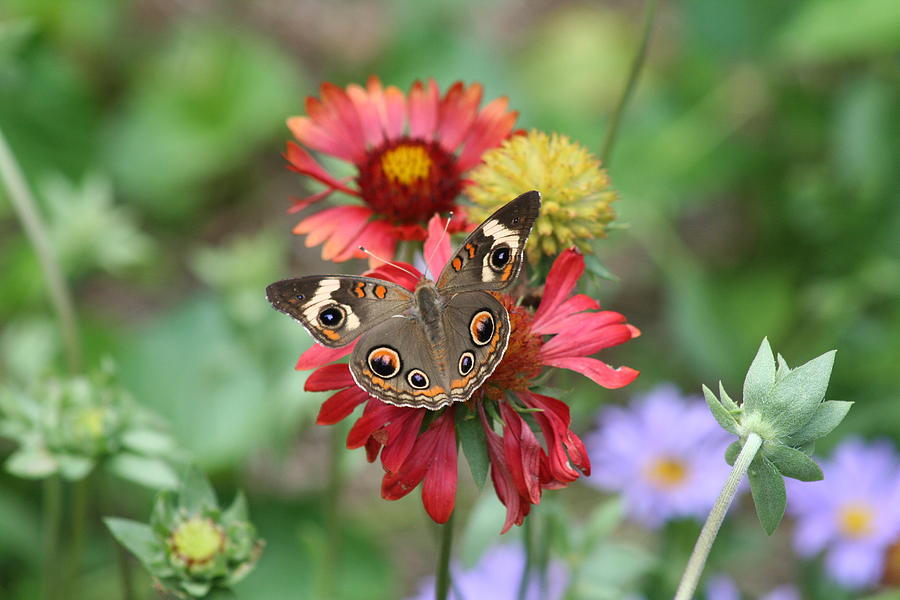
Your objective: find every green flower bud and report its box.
[703,338,852,534]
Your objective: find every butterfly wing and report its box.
[349,317,453,410]
[436,190,541,294]
[266,276,413,347]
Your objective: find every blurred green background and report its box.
[1,0,898,598]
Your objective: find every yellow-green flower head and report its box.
[168,517,226,572]
[467,130,617,258]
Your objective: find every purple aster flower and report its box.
[705,575,800,600]
[787,437,900,590]
[583,384,733,528]
[407,543,568,600]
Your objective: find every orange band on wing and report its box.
[321,328,340,341]
[374,285,387,299]
[353,282,366,298]
[452,257,463,271]
[465,243,476,258]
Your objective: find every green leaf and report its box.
[724,441,741,466]
[108,453,179,490]
[5,447,57,479]
[765,443,824,482]
[743,338,775,412]
[104,517,160,567]
[747,453,786,535]
[456,412,489,489]
[786,401,853,446]
[180,465,218,513]
[121,428,177,456]
[765,350,836,436]
[702,385,738,434]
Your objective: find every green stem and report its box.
[517,513,534,600]
[435,512,455,600]
[318,426,344,599]
[0,127,82,372]
[116,543,136,600]
[674,433,763,600]
[66,477,90,594]
[42,476,62,600]
[599,0,659,167]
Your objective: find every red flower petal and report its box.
[284,142,360,196]
[365,262,422,292]
[319,82,369,162]
[294,206,371,251]
[316,386,370,425]
[366,76,406,139]
[287,188,334,215]
[533,248,585,330]
[295,342,355,371]
[541,356,640,389]
[457,96,518,172]
[345,83,385,148]
[408,79,440,141]
[346,400,406,449]
[437,82,482,152]
[539,320,635,361]
[424,213,452,279]
[520,392,591,481]
[288,112,359,164]
[479,405,529,533]
[304,364,355,391]
[500,403,542,505]
[321,209,373,261]
[421,408,458,523]
[380,409,426,472]
[529,294,600,335]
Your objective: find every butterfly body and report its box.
[268,191,541,410]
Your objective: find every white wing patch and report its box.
[301,279,341,323]
[479,220,520,282]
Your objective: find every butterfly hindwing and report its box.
[437,190,541,294]
[266,276,413,348]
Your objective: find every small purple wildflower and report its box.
[705,575,800,600]
[406,543,568,600]
[583,384,733,528]
[787,437,900,590]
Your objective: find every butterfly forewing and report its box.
[437,190,541,294]
[266,276,413,348]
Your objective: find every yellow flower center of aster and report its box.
[837,502,875,539]
[380,144,432,185]
[645,456,688,489]
[170,517,225,565]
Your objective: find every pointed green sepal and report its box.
[747,453,786,535]
[179,465,218,514]
[724,441,741,466]
[765,443,824,482]
[764,350,836,436]
[718,382,738,411]
[456,410,489,489]
[703,385,738,434]
[786,401,853,446]
[742,338,775,412]
[104,517,159,567]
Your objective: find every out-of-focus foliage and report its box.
[0,0,897,598]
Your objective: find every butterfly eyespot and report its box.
[407,369,429,389]
[489,245,511,271]
[512,217,519,224]
[470,310,495,346]
[318,306,345,327]
[367,347,401,379]
[458,352,475,375]
[295,294,305,301]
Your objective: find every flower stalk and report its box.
[0,127,82,372]
[600,0,658,167]
[435,512,455,600]
[42,475,62,600]
[674,432,761,600]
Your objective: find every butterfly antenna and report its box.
[358,246,419,279]
[422,211,454,280]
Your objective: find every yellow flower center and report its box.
[838,502,875,539]
[170,517,224,565]
[73,407,106,440]
[645,457,688,489]
[380,144,432,184]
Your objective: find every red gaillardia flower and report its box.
[285,77,519,263]
[296,218,639,530]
